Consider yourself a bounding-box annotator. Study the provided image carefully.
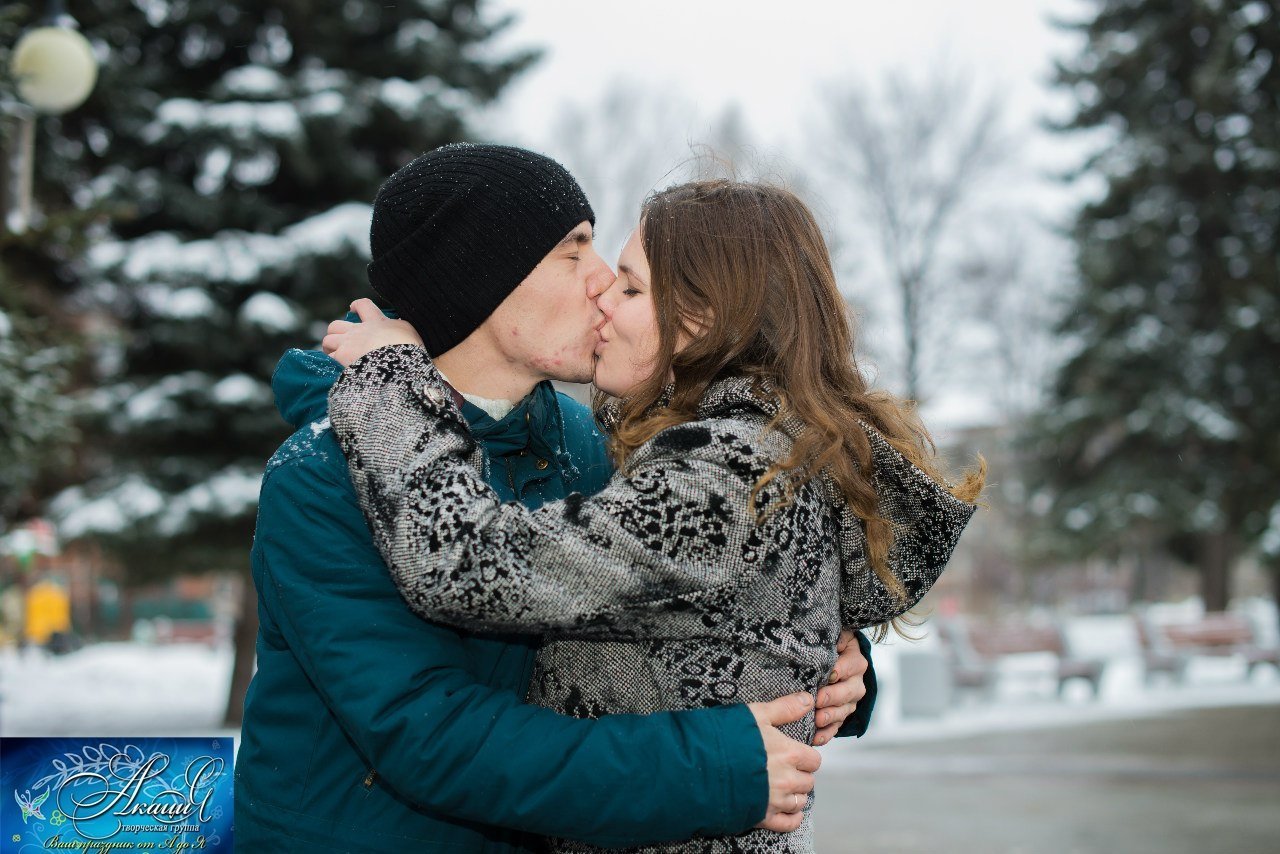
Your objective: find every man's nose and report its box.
[585,258,615,301]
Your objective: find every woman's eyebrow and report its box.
[618,264,648,286]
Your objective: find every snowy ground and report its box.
[2,609,1278,751]
[0,641,236,740]
[4,618,1274,854]
[823,637,1280,767]
[813,704,1280,854]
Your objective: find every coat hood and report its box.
[272,308,397,429]
[834,421,976,628]
[621,374,977,630]
[273,348,342,429]
[708,376,976,628]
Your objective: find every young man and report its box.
[236,144,876,852]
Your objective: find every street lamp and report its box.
[4,0,99,233]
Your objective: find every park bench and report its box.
[149,617,227,648]
[939,619,1107,699]
[1136,612,1280,682]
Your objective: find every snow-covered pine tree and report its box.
[25,0,535,722]
[0,280,78,525]
[1032,0,1280,612]
[0,4,87,528]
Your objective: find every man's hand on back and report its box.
[747,693,821,833]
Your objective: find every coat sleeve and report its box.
[252,455,767,846]
[328,345,772,641]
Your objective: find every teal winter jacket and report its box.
[234,349,771,852]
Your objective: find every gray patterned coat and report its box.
[328,345,976,854]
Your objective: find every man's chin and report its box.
[547,357,595,386]
[557,369,595,385]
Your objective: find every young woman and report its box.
[324,180,983,853]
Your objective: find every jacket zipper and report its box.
[363,769,376,789]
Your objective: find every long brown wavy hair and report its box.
[602,180,985,636]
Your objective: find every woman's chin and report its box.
[591,377,624,398]
[590,362,626,399]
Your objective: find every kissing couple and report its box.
[236,144,982,853]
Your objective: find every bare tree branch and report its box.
[813,67,1007,402]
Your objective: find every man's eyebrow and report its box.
[558,228,593,248]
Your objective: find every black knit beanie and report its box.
[367,143,595,356]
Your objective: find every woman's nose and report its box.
[595,279,621,316]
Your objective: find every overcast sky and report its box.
[478,0,1097,426]
[479,0,1098,256]
[483,0,1088,172]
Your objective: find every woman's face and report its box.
[592,228,661,397]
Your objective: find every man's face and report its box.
[483,221,613,385]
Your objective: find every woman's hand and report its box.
[812,629,869,745]
[322,298,424,367]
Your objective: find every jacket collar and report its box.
[463,381,580,483]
